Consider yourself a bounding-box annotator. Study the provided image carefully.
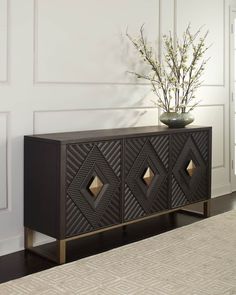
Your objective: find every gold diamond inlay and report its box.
[186,160,196,177]
[143,167,155,187]
[88,176,104,198]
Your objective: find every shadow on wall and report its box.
[87,109,149,130]
[117,32,152,84]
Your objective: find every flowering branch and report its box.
[126,24,210,113]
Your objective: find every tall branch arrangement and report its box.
[126,25,210,113]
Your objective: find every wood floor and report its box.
[0,193,236,284]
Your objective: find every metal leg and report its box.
[24,227,34,249]
[178,200,211,218]
[57,240,66,264]
[203,200,211,218]
[24,227,66,264]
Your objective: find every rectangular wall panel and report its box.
[34,108,158,134]
[0,0,8,81]
[175,0,224,86]
[193,105,224,169]
[0,113,8,209]
[35,0,159,84]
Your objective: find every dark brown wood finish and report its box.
[24,125,212,263]
[124,134,170,221]
[65,140,122,237]
[25,125,210,144]
[170,130,211,207]
[24,139,62,239]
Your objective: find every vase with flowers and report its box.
[126,24,210,128]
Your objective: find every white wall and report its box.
[0,0,234,256]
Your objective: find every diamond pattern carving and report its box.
[67,144,121,229]
[88,175,104,198]
[142,167,155,186]
[125,138,168,216]
[186,160,196,177]
[172,135,207,207]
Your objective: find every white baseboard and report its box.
[0,235,24,257]
[0,232,54,257]
[212,183,232,198]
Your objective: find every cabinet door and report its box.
[171,130,211,208]
[124,135,169,221]
[65,140,122,237]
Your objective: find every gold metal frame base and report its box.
[178,200,211,218]
[24,228,66,264]
[24,199,210,264]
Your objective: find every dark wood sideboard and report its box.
[24,125,212,264]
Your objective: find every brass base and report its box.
[24,199,210,264]
[178,200,211,218]
[24,228,66,264]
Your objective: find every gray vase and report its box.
[160,111,194,128]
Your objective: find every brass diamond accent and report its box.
[88,176,104,198]
[186,160,196,177]
[142,167,155,187]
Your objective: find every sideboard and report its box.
[24,125,212,263]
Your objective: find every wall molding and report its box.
[174,0,226,87]
[195,104,225,169]
[33,106,158,134]
[0,112,10,212]
[33,0,161,85]
[0,0,9,83]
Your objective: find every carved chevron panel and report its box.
[99,187,121,227]
[66,143,92,188]
[66,195,93,236]
[124,184,146,221]
[171,131,209,208]
[171,175,188,208]
[124,136,169,221]
[66,140,122,237]
[192,131,209,162]
[124,137,146,176]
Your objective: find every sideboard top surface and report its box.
[25,125,212,144]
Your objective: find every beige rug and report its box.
[1,210,236,295]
